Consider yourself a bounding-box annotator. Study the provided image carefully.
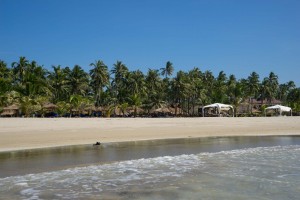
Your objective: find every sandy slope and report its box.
[0,117,300,152]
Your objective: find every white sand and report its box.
[0,117,300,152]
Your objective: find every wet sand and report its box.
[0,117,300,152]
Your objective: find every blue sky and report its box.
[1,0,300,86]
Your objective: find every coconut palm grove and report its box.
[0,57,299,117]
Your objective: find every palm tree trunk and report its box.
[192,96,196,116]
[250,97,253,114]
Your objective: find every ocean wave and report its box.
[1,145,300,199]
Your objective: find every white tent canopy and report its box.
[265,105,292,116]
[202,103,234,117]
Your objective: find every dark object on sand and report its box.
[93,142,101,146]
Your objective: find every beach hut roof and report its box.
[128,107,144,114]
[113,107,128,116]
[3,104,19,110]
[149,106,172,114]
[43,103,58,109]
[84,105,96,111]
[0,110,16,116]
[94,107,104,112]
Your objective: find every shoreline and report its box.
[3,135,300,178]
[1,117,300,152]
[2,134,300,154]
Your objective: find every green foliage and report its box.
[55,101,70,117]
[0,56,298,117]
[89,60,109,107]
[19,96,35,117]
[287,88,300,112]
[160,61,174,79]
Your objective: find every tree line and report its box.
[0,57,299,117]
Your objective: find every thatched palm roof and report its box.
[113,107,123,116]
[43,103,58,109]
[3,104,19,110]
[0,110,16,116]
[128,107,144,114]
[156,107,171,113]
[112,107,130,116]
[95,107,105,112]
[150,107,172,114]
[83,105,96,111]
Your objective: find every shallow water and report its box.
[1,136,300,199]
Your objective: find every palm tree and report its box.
[56,101,71,117]
[111,61,128,85]
[68,65,89,96]
[126,70,146,96]
[19,95,35,117]
[34,95,50,117]
[202,70,215,104]
[268,72,279,103]
[187,67,203,116]
[160,61,174,79]
[48,65,70,103]
[143,69,164,113]
[128,93,142,117]
[278,81,295,103]
[170,71,191,115]
[0,60,12,95]
[12,56,29,84]
[245,72,260,113]
[69,94,83,117]
[227,74,237,103]
[227,75,244,113]
[213,71,228,103]
[287,88,300,112]
[111,61,129,103]
[21,61,49,97]
[0,90,20,108]
[119,102,129,117]
[146,69,162,92]
[261,72,279,105]
[89,60,109,107]
[160,62,174,107]
[0,60,10,79]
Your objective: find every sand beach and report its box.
[0,117,300,152]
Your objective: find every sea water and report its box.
[0,137,300,199]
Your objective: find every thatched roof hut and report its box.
[127,107,144,115]
[113,107,129,116]
[83,105,96,112]
[0,110,16,117]
[150,107,172,114]
[1,104,20,117]
[43,103,58,109]
[3,104,19,110]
